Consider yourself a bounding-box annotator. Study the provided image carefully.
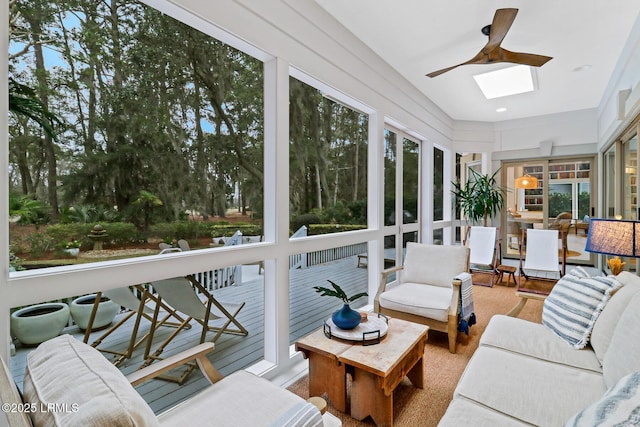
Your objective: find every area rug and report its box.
[287,284,544,427]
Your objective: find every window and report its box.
[383,127,421,260]
[9,0,264,271]
[289,77,368,237]
[433,147,444,221]
[383,129,397,227]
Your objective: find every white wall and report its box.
[598,14,640,147]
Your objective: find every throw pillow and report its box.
[564,371,640,426]
[569,266,592,279]
[542,273,622,349]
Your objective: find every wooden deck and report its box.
[10,255,368,414]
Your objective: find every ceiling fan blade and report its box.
[426,8,552,77]
[426,52,488,78]
[426,63,466,78]
[500,48,553,67]
[485,8,518,50]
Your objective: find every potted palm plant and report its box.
[313,280,368,330]
[451,168,506,226]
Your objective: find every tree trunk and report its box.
[28,16,59,221]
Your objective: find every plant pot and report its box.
[331,304,361,330]
[70,294,119,331]
[64,248,80,256]
[10,303,70,346]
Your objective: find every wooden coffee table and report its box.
[295,317,428,426]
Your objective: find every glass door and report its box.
[623,135,638,220]
[504,163,545,258]
[548,160,592,263]
[502,158,596,265]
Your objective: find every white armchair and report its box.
[374,242,470,353]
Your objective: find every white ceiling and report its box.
[315,0,640,122]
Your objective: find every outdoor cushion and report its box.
[378,282,452,322]
[602,292,640,388]
[438,397,531,427]
[591,272,640,363]
[402,242,468,288]
[454,346,606,427]
[157,370,321,427]
[542,273,622,349]
[23,334,159,427]
[480,315,602,373]
[564,371,640,426]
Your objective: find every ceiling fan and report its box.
[426,8,552,78]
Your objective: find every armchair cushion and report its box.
[378,282,452,322]
[402,243,468,288]
[23,334,159,427]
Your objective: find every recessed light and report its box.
[496,107,507,113]
[573,64,592,72]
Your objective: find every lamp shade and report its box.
[514,174,538,189]
[585,218,640,257]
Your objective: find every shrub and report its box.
[26,233,54,257]
[308,224,366,235]
[46,222,141,248]
[210,224,262,238]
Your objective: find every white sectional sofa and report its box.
[439,271,640,426]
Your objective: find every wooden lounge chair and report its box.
[507,228,567,317]
[84,285,189,367]
[466,226,501,287]
[141,275,248,383]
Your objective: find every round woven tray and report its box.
[324,315,388,342]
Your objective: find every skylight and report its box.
[473,65,537,99]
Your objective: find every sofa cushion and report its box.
[591,272,640,364]
[378,282,452,322]
[454,346,607,426]
[23,334,158,427]
[402,243,468,288]
[542,273,621,349]
[438,397,531,427]
[603,292,640,388]
[480,315,602,373]
[564,371,640,427]
[157,370,321,427]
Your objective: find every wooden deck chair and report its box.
[84,285,188,367]
[466,226,500,287]
[141,275,248,383]
[507,228,567,317]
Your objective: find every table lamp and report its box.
[585,218,640,275]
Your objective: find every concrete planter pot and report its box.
[10,303,70,346]
[64,248,80,256]
[70,294,119,331]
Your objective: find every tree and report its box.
[9,78,61,140]
[132,190,163,233]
